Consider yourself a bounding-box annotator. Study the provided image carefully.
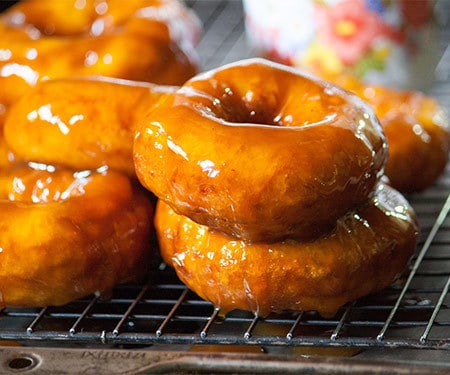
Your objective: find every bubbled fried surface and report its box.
[156,182,418,318]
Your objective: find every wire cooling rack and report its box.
[1,0,450,373]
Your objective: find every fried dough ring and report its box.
[4,77,175,175]
[333,76,450,193]
[134,58,387,242]
[156,182,418,317]
[0,163,154,308]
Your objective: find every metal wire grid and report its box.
[1,0,450,353]
[186,0,252,70]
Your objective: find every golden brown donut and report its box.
[156,182,418,317]
[0,0,200,103]
[330,76,450,193]
[4,77,176,175]
[134,58,387,242]
[0,162,154,308]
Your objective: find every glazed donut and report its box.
[0,162,154,308]
[156,182,418,317]
[134,58,387,242]
[355,83,448,193]
[4,77,176,175]
[0,0,200,99]
[326,75,450,193]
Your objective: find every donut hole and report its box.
[213,88,281,126]
[197,78,346,128]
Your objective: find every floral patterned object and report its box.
[244,0,438,89]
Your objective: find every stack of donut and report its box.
[134,59,420,317]
[0,77,170,308]
[0,0,446,318]
[0,0,201,308]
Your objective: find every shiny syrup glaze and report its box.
[134,58,388,242]
[0,162,154,308]
[156,182,418,318]
[4,77,176,175]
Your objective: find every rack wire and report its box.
[1,0,450,370]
